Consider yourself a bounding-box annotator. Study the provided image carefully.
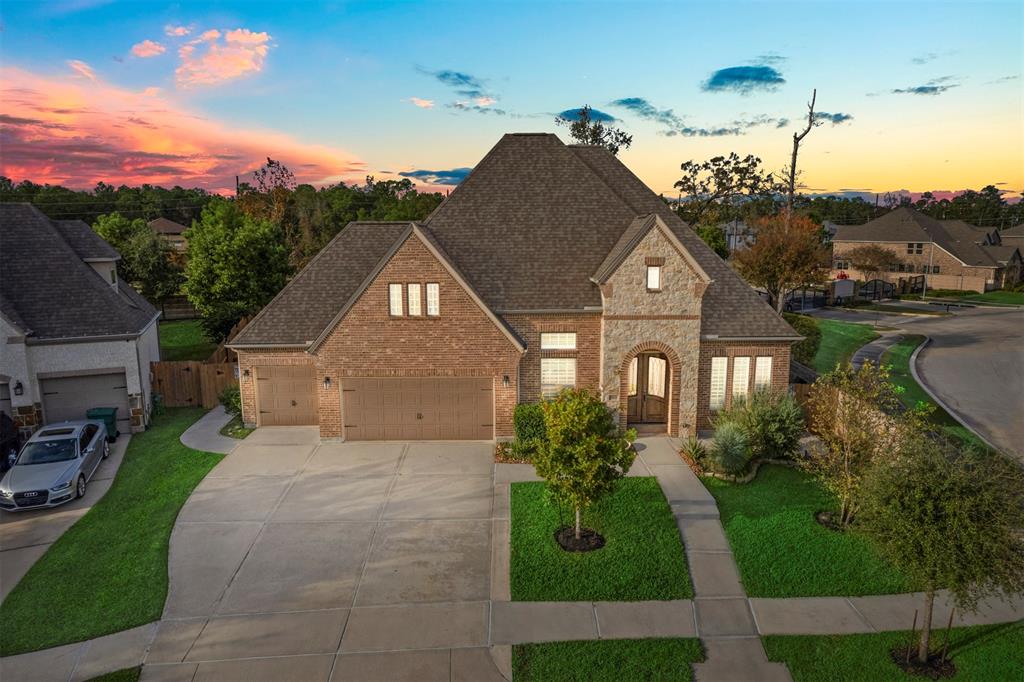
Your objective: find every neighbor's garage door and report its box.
[0,383,11,418]
[255,365,318,426]
[343,377,493,441]
[40,373,131,431]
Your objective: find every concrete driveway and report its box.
[0,435,131,600]
[811,303,1024,461]
[146,428,505,681]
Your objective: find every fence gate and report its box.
[152,362,237,408]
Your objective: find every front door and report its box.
[627,353,668,424]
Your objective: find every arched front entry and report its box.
[618,341,683,436]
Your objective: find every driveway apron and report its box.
[154,430,504,681]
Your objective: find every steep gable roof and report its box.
[149,217,188,235]
[53,219,120,261]
[0,203,157,341]
[591,213,710,285]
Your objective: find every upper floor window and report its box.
[388,283,403,316]
[426,283,440,316]
[932,265,940,274]
[646,265,662,291]
[407,283,422,316]
[907,242,924,255]
[540,332,576,350]
[834,260,849,270]
[110,269,117,285]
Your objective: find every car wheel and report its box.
[76,475,86,499]
[102,441,110,459]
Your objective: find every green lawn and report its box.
[882,335,988,449]
[158,320,217,361]
[764,622,1024,682]
[0,409,222,656]
[510,477,692,601]
[813,318,880,374]
[86,668,141,682]
[924,289,1024,306]
[219,414,255,439]
[702,465,916,597]
[514,639,704,682]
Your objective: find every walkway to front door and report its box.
[627,352,669,428]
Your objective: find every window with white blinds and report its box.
[388,283,403,316]
[426,283,440,316]
[540,332,576,350]
[754,356,773,391]
[541,358,576,398]
[732,356,751,400]
[407,283,422,316]
[709,357,727,410]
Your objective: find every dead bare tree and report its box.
[786,89,819,218]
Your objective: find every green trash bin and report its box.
[85,407,119,442]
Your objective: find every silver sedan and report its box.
[0,420,109,512]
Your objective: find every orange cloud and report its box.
[176,28,272,88]
[131,40,166,58]
[165,25,191,37]
[0,66,365,192]
[409,97,435,109]
[67,60,97,82]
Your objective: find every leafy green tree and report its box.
[120,229,183,302]
[532,389,637,540]
[804,361,929,527]
[674,153,779,226]
[860,442,1024,665]
[845,244,893,280]
[781,313,821,366]
[184,199,293,340]
[695,224,729,258]
[555,105,633,156]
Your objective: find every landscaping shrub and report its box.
[680,435,708,468]
[514,402,547,441]
[717,390,804,460]
[782,313,820,366]
[707,421,751,475]
[218,385,242,418]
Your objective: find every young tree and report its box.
[532,389,637,541]
[845,244,892,280]
[695,224,729,259]
[732,213,830,312]
[184,199,293,340]
[804,361,929,527]
[555,105,633,155]
[674,153,778,226]
[860,442,1024,665]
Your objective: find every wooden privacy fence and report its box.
[152,361,238,408]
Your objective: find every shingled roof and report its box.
[232,133,798,346]
[148,217,188,235]
[0,203,158,340]
[833,208,1006,268]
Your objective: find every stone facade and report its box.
[831,241,1001,293]
[599,225,706,438]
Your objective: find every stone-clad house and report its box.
[831,208,1023,292]
[0,204,161,437]
[228,134,799,440]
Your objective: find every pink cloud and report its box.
[67,60,97,82]
[409,97,434,109]
[165,25,191,37]
[131,40,166,58]
[176,28,271,88]
[474,96,496,106]
[0,65,365,192]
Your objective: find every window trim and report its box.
[540,332,577,350]
[388,283,404,316]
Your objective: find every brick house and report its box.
[228,134,799,441]
[1,204,161,437]
[831,208,1023,292]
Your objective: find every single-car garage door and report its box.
[40,373,131,432]
[255,365,318,426]
[343,377,493,441]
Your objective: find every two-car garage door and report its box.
[343,377,493,441]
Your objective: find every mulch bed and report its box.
[889,646,956,679]
[494,442,531,464]
[554,527,606,552]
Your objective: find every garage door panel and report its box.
[256,365,318,426]
[41,373,132,428]
[343,377,493,441]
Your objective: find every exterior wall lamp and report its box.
[242,368,250,378]
[502,375,510,388]
[13,381,23,396]
[323,376,332,390]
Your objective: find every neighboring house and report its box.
[228,133,799,441]
[999,223,1024,249]
[0,204,161,437]
[149,217,189,251]
[831,208,1023,292]
[722,220,753,253]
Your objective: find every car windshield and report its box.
[17,439,78,465]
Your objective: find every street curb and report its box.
[908,336,1000,452]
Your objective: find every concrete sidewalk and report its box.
[178,405,238,455]
[851,332,904,370]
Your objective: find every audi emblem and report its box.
[24,492,38,497]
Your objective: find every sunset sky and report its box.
[1,0,1021,201]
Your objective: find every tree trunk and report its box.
[786,89,817,219]
[918,589,935,664]
[575,507,581,540]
